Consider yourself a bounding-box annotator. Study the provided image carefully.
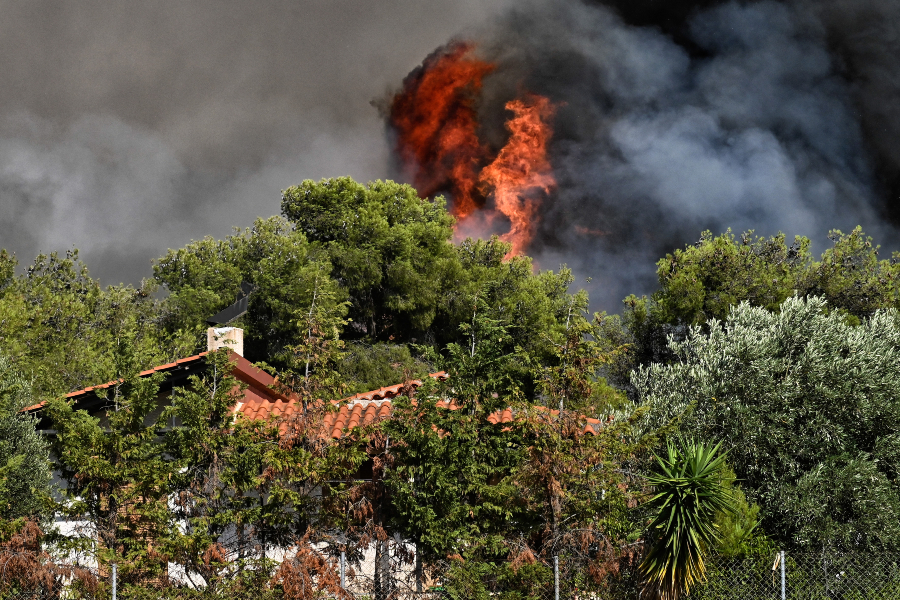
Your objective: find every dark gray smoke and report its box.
[3,0,899,312]
[424,0,900,309]
[0,0,515,285]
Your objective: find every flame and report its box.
[479,96,556,257]
[389,43,494,218]
[390,42,557,257]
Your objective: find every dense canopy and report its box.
[2,177,899,597]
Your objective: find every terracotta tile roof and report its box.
[320,399,394,440]
[234,374,447,439]
[250,388,609,441]
[21,353,212,414]
[22,351,288,415]
[485,404,610,436]
[26,352,610,440]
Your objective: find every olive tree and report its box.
[634,296,900,551]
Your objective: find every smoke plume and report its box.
[2,0,899,312]
[390,0,900,308]
[0,0,514,285]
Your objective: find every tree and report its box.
[281,177,459,341]
[605,228,900,395]
[383,299,521,567]
[162,349,286,591]
[338,342,432,396]
[437,237,578,387]
[633,296,900,551]
[157,179,580,394]
[801,227,900,321]
[639,440,733,600]
[274,263,350,408]
[0,250,168,398]
[154,216,346,368]
[650,230,811,327]
[507,293,637,592]
[47,338,172,583]
[383,294,639,597]
[0,353,51,524]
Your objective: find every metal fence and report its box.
[3,549,900,599]
[686,552,900,600]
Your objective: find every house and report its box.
[24,327,436,441]
[24,327,611,591]
[28,326,606,440]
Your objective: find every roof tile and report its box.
[26,357,609,441]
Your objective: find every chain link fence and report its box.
[3,548,900,599]
[337,549,900,600]
[333,547,641,600]
[686,552,900,600]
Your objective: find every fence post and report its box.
[416,545,423,593]
[340,551,346,590]
[554,555,559,600]
[112,562,117,600]
[780,550,786,600]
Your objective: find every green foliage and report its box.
[0,354,51,523]
[530,290,625,414]
[273,264,351,405]
[654,230,811,327]
[47,338,171,581]
[282,177,458,339]
[440,237,574,356]
[338,342,432,395]
[0,250,167,397]
[0,250,14,294]
[440,557,554,600]
[516,291,635,554]
[646,226,900,328]
[605,228,900,397]
[281,180,578,391]
[803,227,900,321]
[713,469,767,558]
[0,415,51,523]
[154,216,346,366]
[385,296,637,585]
[634,296,900,551]
[162,349,285,590]
[640,440,734,600]
[383,303,522,561]
[153,179,580,398]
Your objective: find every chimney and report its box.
[207,327,244,356]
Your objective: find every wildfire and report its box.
[390,43,494,219]
[390,42,557,257]
[479,96,556,257]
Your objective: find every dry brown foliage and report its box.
[0,521,98,597]
[273,536,345,600]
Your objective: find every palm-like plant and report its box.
[640,440,734,600]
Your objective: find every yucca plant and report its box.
[640,439,734,600]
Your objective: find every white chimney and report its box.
[207,327,244,356]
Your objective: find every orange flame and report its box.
[390,43,557,257]
[389,43,494,218]
[479,96,557,257]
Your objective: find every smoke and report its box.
[3,0,899,312]
[0,0,515,285]
[391,0,900,309]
